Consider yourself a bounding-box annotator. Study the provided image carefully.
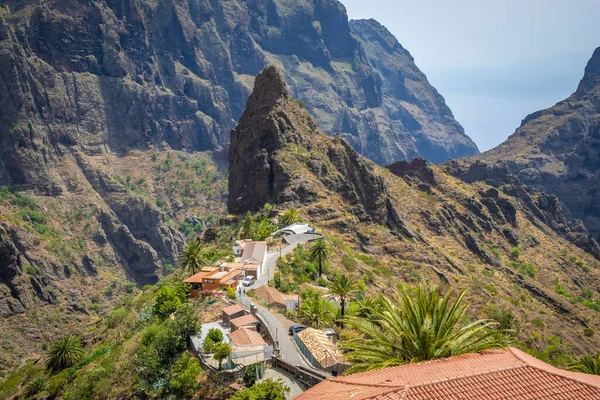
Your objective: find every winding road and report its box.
[238,233,323,368]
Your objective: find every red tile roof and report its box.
[230,313,259,328]
[228,328,266,347]
[183,267,218,283]
[222,304,245,315]
[294,347,600,400]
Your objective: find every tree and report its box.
[212,342,231,370]
[172,301,201,338]
[329,274,359,327]
[179,240,207,276]
[243,362,264,387]
[342,284,513,373]
[241,211,255,239]
[309,238,329,277]
[230,379,290,400]
[169,353,204,395]
[207,328,224,343]
[569,354,600,375]
[280,208,300,226]
[45,336,85,373]
[300,295,335,329]
[154,285,183,319]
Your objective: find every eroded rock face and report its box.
[228,66,411,235]
[0,0,477,194]
[458,47,600,242]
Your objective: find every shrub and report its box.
[531,318,545,330]
[230,379,290,400]
[584,328,595,337]
[124,282,135,293]
[569,256,577,263]
[554,284,570,296]
[106,308,130,329]
[169,353,203,395]
[24,266,37,275]
[227,286,236,300]
[23,375,48,398]
[45,337,84,373]
[342,256,357,271]
[509,247,521,260]
[316,277,329,288]
[243,362,263,387]
[206,328,223,343]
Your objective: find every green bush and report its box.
[554,284,570,296]
[509,247,521,260]
[230,379,290,400]
[584,328,595,337]
[227,286,237,300]
[243,362,263,387]
[23,375,48,398]
[316,277,329,288]
[169,353,203,395]
[24,266,37,275]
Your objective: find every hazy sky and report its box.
[340,0,600,151]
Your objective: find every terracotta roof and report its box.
[183,267,218,283]
[294,347,600,400]
[222,304,245,315]
[228,328,266,347]
[230,313,259,328]
[241,241,267,264]
[297,328,345,368]
[255,285,285,306]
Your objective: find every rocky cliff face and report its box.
[229,66,399,231]
[0,0,477,190]
[455,47,600,241]
[229,67,600,360]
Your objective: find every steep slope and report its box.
[230,66,600,362]
[0,0,477,187]
[453,47,600,241]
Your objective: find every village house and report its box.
[221,304,246,326]
[230,240,267,279]
[184,267,244,297]
[228,328,272,366]
[255,285,300,311]
[294,347,600,399]
[280,222,314,235]
[295,328,349,373]
[229,313,260,331]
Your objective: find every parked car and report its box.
[242,276,255,287]
[289,324,306,336]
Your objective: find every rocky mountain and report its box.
[452,47,600,242]
[229,66,600,362]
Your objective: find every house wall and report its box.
[223,309,246,325]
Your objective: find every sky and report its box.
[340,0,600,151]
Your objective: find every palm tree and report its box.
[342,285,512,373]
[280,208,300,226]
[300,295,335,329]
[309,238,329,277]
[569,354,600,375]
[45,336,85,373]
[179,240,207,276]
[329,274,359,327]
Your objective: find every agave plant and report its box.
[45,336,85,373]
[568,354,600,375]
[342,284,513,373]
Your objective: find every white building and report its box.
[280,223,314,235]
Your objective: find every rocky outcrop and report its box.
[458,47,600,243]
[228,66,411,235]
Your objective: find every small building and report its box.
[295,328,348,373]
[295,347,600,400]
[228,328,272,366]
[280,223,313,235]
[255,285,300,311]
[240,241,267,277]
[233,239,251,257]
[202,269,244,291]
[229,313,259,331]
[183,267,219,298]
[222,304,245,325]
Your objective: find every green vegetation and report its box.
[509,247,522,260]
[203,328,224,353]
[329,274,359,326]
[178,240,208,276]
[508,260,536,278]
[153,281,190,318]
[275,244,327,291]
[300,291,335,329]
[169,353,204,397]
[230,378,290,400]
[584,328,595,337]
[569,354,600,375]
[280,208,301,225]
[241,209,278,241]
[22,375,48,398]
[213,342,231,370]
[45,336,84,373]
[243,362,264,387]
[554,283,570,296]
[309,238,330,277]
[342,285,513,373]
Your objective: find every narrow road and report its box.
[237,233,324,369]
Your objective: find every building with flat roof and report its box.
[294,347,600,400]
